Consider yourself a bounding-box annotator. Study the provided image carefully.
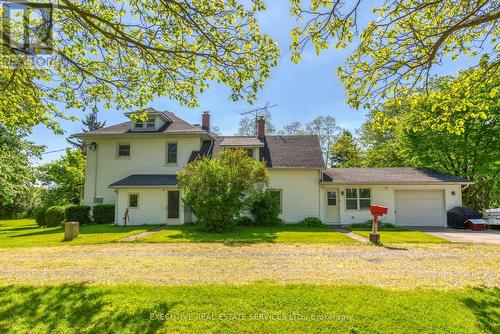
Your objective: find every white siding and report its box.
[115,188,184,225]
[268,169,321,223]
[83,135,203,207]
[321,184,462,225]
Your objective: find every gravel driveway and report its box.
[0,243,498,289]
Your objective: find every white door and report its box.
[395,190,445,226]
[325,189,340,223]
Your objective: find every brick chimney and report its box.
[201,111,210,131]
[257,116,265,139]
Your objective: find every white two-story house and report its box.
[75,108,471,226]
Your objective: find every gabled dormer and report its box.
[125,108,173,132]
[219,137,264,160]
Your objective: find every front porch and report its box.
[114,187,189,226]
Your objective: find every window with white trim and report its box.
[327,191,337,206]
[135,118,155,129]
[128,193,139,208]
[346,188,371,210]
[117,144,130,157]
[166,142,177,164]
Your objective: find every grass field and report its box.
[0,284,497,333]
[348,225,449,244]
[0,219,156,248]
[138,224,355,244]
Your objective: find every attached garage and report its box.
[395,190,445,227]
[321,168,472,226]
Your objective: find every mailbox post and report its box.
[369,205,388,244]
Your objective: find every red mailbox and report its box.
[369,205,388,244]
[370,205,388,216]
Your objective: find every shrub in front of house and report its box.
[298,216,324,227]
[350,220,396,229]
[45,206,66,227]
[35,208,47,227]
[249,191,282,226]
[93,204,115,224]
[65,205,91,224]
[233,216,254,226]
[178,149,268,233]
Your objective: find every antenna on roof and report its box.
[234,102,278,119]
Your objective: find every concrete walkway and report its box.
[120,226,167,242]
[408,227,500,244]
[331,227,368,243]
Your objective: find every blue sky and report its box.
[30,1,477,164]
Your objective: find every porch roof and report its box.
[109,174,177,188]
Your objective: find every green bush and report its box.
[35,208,47,227]
[350,220,396,229]
[233,216,254,226]
[65,205,91,224]
[178,149,268,233]
[45,206,65,227]
[249,191,282,226]
[298,216,324,227]
[93,204,115,224]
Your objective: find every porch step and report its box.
[331,227,369,244]
[119,226,167,242]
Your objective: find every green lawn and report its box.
[349,226,449,244]
[0,283,496,333]
[0,219,156,248]
[138,224,355,244]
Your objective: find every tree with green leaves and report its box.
[38,149,86,205]
[330,130,363,167]
[0,127,44,217]
[1,0,279,131]
[67,111,106,152]
[358,114,410,168]
[290,0,499,112]
[359,60,499,210]
[178,149,268,232]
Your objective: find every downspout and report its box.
[94,144,99,201]
[318,169,322,220]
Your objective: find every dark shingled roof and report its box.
[76,109,209,136]
[212,135,325,168]
[109,174,177,187]
[322,168,472,184]
[187,140,212,163]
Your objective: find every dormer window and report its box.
[135,118,155,129]
[125,109,172,132]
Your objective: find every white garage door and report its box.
[395,190,445,226]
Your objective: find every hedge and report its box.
[35,208,47,227]
[298,216,324,227]
[45,206,65,227]
[93,204,115,224]
[65,205,91,224]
